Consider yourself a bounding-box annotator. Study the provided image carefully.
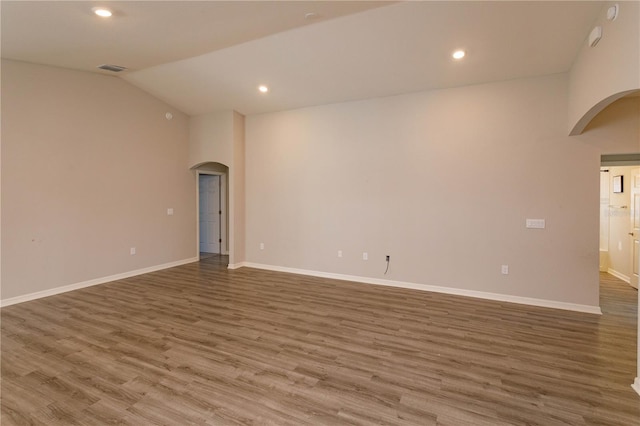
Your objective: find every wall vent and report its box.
[97,64,127,72]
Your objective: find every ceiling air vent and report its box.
[97,64,127,72]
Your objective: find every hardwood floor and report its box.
[1,259,638,425]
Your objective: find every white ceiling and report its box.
[2,1,605,116]
[1,1,389,72]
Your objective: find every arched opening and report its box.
[582,93,640,395]
[571,89,640,135]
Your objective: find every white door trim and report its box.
[196,170,228,258]
[630,168,640,289]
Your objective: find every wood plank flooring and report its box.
[1,258,638,425]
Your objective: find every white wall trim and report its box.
[196,169,228,258]
[241,262,603,315]
[607,268,631,283]
[3,257,602,314]
[0,257,199,308]
[227,261,247,270]
[632,378,640,397]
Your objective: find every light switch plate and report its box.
[526,219,545,229]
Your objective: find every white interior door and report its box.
[199,175,221,254]
[631,168,640,289]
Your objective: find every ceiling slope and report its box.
[122,1,603,115]
[2,1,604,116]
[1,1,390,72]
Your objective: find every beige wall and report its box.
[188,110,246,265]
[246,73,639,309]
[232,111,246,265]
[1,60,196,301]
[189,111,234,169]
[568,1,640,135]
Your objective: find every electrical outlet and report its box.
[362,252,368,261]
[260,242,265,250]
[338,250,343,258]
[130,247,136,255]
[167,208,174,215]
[501,265,509,275]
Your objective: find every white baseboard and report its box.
[5,258,602,315]
[633,378,640,396]
[227,262,247,270]
[607,268,630,283]
[240,262,602,315]
[0,257,199,308]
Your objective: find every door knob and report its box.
[630,232,635,236]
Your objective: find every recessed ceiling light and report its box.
[92,7,112,18]
[258,85,269,93]
[452,50,466,60]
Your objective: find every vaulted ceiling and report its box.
[2,1,605,115]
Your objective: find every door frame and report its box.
[630,167,640,289]
[600,156,640,287]
[196,170,228,259]
[198,173,221,254]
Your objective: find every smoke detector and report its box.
[589,26,602,47]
